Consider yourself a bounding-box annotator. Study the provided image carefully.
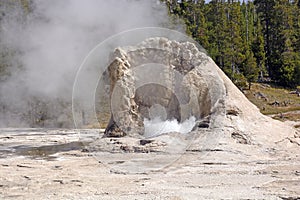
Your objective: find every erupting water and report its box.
[143,116,196,138]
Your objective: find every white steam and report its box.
[0,0,184,127]
[143,116,196,138]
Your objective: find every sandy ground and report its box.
[0,128,299,200]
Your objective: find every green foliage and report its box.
[163,0,300,88]
[280,51,300,87]
[254,0,300,86]
[252,17,266,79]
[232,73,248,90]
[241,48,258,89]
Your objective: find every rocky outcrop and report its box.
[104,37,225,137]
[103,37,298,154]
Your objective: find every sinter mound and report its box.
[104,37,225,138]
[103,37,298,149]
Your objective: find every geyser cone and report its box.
[103,37,226,138]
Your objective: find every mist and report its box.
[0,0,183,128]
[143,116,196,138]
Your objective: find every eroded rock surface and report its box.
[104,37,225,137]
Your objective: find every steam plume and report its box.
[0,0,183,127]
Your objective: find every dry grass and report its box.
[272,111,300,122]
[244,83,300,121]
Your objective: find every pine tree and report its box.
[163,0,300,88]
[295,0,300,86]
[252,17,266,80]
[194,0,209,49]
[241,48,258,90]
[239,0,259,89]
[226,0,245,78]
[273,0,298,86]
[183,0,209,49]
[254,0,276,78]
[206,0,229,69]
